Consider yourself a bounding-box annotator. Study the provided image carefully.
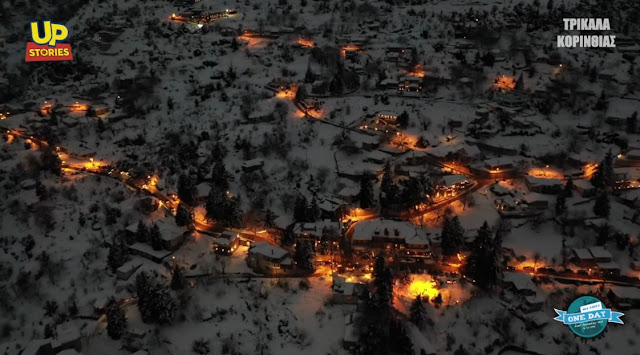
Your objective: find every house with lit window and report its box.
[213,231,240,255]
[246,242,293,275]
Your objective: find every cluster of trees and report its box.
[462,222,503,290]
[107,236,129,272]
[132,221,164,250]
[357,253,414,355]
[136,272,177,324]
[380,162,433,211]
[293,195,320,223]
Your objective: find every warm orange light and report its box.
[408,280,439,299]
[494,75,515,91]
[296,38,314,47]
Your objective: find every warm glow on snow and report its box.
[494,75,515,91]
[408,280,439,299]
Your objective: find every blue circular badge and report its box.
[566,296,608,338]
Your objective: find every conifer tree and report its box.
[135,221,149,243]
[293,195,309,222]
[106,297,127,340]
[294,240,314,271]
[170,265,186,290]
[463,222,500,290]
[150,224,163,250]
[593,191,610,218]
[409,296,428,330]
[177,173,197,205]
[441,216,465,256]
[380,162,398,209]
[175,203,193,227]
[107,237,128,272]
[591,151,615,189]
[359,174,375,209]
[281,223,296,246]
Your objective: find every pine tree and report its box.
[359,174,374,209]
[373,252,386,280]
[595,90,608,111]
[211,160,229,191]
[591,151,615,189]
[563,178,574,198]
[40,148,61,175]
[374,266,394,308]
[593,191,610,218]
[107,237,128,272]
[389,319,414,355]
[514,73,524,91]
[397,110,409,128]
[294,240,314,271]
[265,209,276,228]
[293,195,309,222]
[150,224,163,250]
[135,221,149,243]
[281,223,296,246]
[380,162,398,209]
[304,64,315,83]
[596,224,609,246]
[409,296,427,330]
[627,113,638,134]
[307,198,320,222]
[170,265,186,290]
[441,216,465,256]
[175,203,193,227]
[463,222,500,290]
[555,193,567,216]
[106,297,127,340]
[177,173,197,205]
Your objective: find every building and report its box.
[241,158,264,173]
[502,272,537,296]
[607,286,640,309]
[573,179,596,197]
[398,76,423,93]
[525,175,563,194]
[213,231,240,255]
[116,260,142,281]
[573,248,594,267]
[128,243,172,263]
[589,246,613,262]
[332,275,361,304]
[317,196,349,220]
[343,312,361,351]
[246,242,292,275]
[350,219,430,260]
[294,220,341,241]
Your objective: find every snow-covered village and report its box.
[1,0,640,354]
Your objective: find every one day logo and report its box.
[553,296,624,338]
[25,21,73,62]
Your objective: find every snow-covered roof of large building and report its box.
[249,241,288,259]
[573,248,593,260]
[606,98,638,120]
[609,285,640,300]
[442,174,468,187]
[503,272,537,292]
[589,246,612,260]
[352,219,428,245]
[525,175,563,187]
